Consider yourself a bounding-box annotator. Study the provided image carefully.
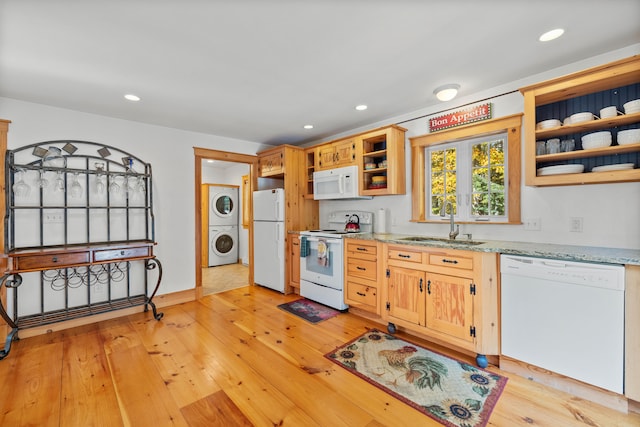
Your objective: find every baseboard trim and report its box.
[17,288,197,339]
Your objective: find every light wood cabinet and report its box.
[256,145,318,294]
[289,234,300,292]
[625,264,640,401]
[386,265,424,325]
[383,243,499,365]
[303,148,315,198]
[519,56,640,186]
[315,138,357,171]
[359,125,407,196]
[258,150,284,177]
[344,239,381,314]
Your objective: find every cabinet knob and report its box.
[356,247,367,252]
[356,291,366,297]
[398,253,410,258]
[52,256,58,262]
[121,250,126,255]
[442,258,458,264]
[356,266,366,271]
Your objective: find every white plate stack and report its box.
[592,163,635,172]
[537,164,585,176]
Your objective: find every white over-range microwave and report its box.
[313,165,371,200]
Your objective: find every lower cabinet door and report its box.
[387,266,425,326]
[425,272,474,342]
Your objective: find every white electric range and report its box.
[299,211,373,310]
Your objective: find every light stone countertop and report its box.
[340,233,640,266]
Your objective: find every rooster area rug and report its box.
[325,329,507,427]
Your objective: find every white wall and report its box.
[0,97,269,296]
[317,45,640,250]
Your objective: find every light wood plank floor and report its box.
[1,285,638,426]
[202,263,249,295]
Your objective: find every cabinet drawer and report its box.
[346,282,377,308]
[346,241,377,256]
[428,253,473,270]
[94,246,151,262]
[347,258,377,281]
[388,248,423,263]
[14,252,90,271]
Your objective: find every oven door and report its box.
[300,236,343,290]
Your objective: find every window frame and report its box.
[410,113,522,225]
[425,132,509,222]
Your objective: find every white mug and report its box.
[600,106,621,118]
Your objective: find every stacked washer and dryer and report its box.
[208,185,239,266]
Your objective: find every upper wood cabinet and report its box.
[315,138,357,171]
[520,55,640,186]
[358,125,407,196]
[303,147,315,198]
[258,149,284,177]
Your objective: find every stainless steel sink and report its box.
[396,236,485,246]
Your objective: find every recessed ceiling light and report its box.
[355,105,368,111]
[539,28,564,42]
[303,124,314,129]
[124,94,141,101]
[434,84,460,102]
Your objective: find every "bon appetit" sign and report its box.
[429,103,492,132]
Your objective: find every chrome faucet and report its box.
[441,201,459,240]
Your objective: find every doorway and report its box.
[193,148,258,298]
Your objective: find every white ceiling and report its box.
[1,1,639,146]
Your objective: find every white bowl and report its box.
[617,129,640,145]
[581,131,612,149]
[536,119,561,129]
[623,99,640,114]
[570,112,596,123]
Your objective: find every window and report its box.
[410,114,522,225]
[427,133,507,221]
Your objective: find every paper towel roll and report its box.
[375,208,387,233]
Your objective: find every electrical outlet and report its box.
[570,217,583,232]
[44,211,64,223]
[523,218,541,230]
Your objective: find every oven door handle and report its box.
[304,237,341,244]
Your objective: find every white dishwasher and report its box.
[500,254,625,393]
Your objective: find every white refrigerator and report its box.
[252,188,285,292]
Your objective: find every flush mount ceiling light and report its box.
[124,94,141,101]
[355,104,368,111]
[539,28,564,42]
[303,124,314,129]
[434,84,460,102]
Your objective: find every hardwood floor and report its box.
[202,263,249,295]
[1,285,638,426]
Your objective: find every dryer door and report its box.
[211,231,235,256]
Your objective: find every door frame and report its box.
[194,147,258,299]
